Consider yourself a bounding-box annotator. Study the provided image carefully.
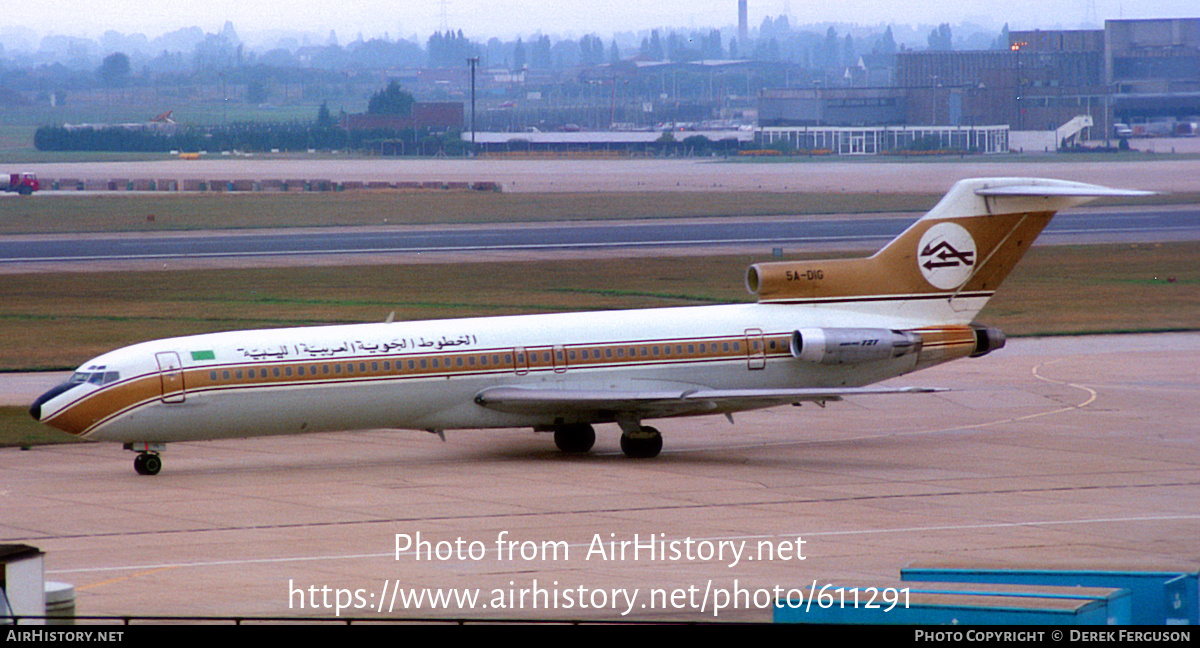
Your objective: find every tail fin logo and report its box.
[918,222,977,290]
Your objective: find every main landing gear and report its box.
[552,424,596,453]
[619,426,663,459]
[547,422,663,458]
[125,443,165,476]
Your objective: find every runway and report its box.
[1,205,1196,269]
[2,332,1196,622]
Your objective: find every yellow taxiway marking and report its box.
[76,565,177,591]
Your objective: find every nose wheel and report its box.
[133,452,162,476]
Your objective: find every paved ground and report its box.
[1,203,1195,275]
[2,332,1196,622]
[17,156,1200,194]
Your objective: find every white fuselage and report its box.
[35,299,967,444]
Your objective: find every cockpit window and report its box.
[74,371,120,385]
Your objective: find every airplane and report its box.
[30,177,1150,475]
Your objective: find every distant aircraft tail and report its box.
[746,177,1152,325]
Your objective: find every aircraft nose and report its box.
[29,381,79,422]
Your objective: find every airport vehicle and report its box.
[29,178,1149,475]
[3,172,39,195]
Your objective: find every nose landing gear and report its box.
[125,442,166,476]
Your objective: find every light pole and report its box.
[467,57,479,148]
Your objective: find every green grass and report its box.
[0,406,83,447]
[0,242,1195,373]
[2,241,1195,447]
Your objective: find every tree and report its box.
[874,26,897,57]
[246,80,269,104]
[993,23,1011,50]
[367,81,414,115]
[316,101,336,128]
[823,27,840,69]
[98,52,131,87]
[927,24,953,51]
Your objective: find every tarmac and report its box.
[17,155,1200,194]
[2,331,1197,622]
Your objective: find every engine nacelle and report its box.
[791,328,923,365]
[970,325,1006,357]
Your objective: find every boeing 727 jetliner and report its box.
[31,178,1149,475]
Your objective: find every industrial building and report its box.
[756,18,1199,153]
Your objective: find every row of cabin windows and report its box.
[204,338,781,383]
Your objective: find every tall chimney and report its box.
[738,0,748,50]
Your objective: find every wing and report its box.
[473,385,944,420]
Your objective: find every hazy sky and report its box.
[4,0,1197,43]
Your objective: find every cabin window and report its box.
[733,342,741,351]
[723,342,730,352]
[616,348,625,358]
[298,366,307,376]
[322,365,330,374]
[235,370,243,379]
[222,370,231,380]
[581,350,590,360]
[273,367,281,377]
[456,357,464,367]
[605,348,613,358]
[675,345,683,354]
[408,360,416,370]
[420,359,428,369]
[687,344,695,354]
[468,356,476,366]
[209,371,218,381]
[334,365,342,374]
[285,367,293,377]
[479,356,487,366]
[699,344,707,353]
[383,361,391,371]
[769,340,777,350]
[569,350,576,360]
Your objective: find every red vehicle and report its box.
[5,172,39,195]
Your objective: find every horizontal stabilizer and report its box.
[974,182,1155,198]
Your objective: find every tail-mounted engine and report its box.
[969,325,1006,357]
[790,328,923,365]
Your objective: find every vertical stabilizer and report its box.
[746,178,1152,324]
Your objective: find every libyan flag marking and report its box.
[190,350,216,361]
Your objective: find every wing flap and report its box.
[474,385,944,419]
